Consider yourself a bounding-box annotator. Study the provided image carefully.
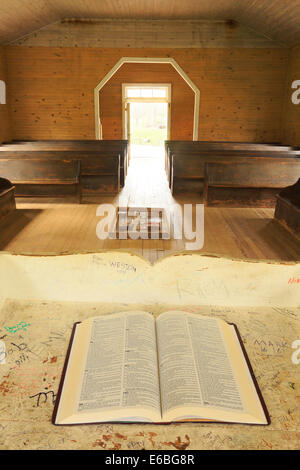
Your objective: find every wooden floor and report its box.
[0,153,299,263]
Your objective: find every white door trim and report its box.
[94,57,200,140]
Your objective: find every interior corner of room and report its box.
[0,8,299,263]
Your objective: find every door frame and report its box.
[94,57,200,140]
[121,83,171,143]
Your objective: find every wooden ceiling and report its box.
[0,0,300,47]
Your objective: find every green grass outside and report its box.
[130,127,167,146]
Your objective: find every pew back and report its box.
[203,160,300,207]
[0,139,128,188]
[0,159,81,202]
[0,150,122,195]
[170,151,300,193]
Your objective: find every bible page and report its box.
[156,311,267,424]
[55,311,161,424]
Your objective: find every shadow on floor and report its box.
[0,208,43,250]
[246,217,300,260]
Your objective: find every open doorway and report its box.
[122,84,171,161]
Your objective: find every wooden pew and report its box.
[170,151,300,194]
[0,140,128,187]
[165,141,298,186]
[203,160,300,207]
[0,177,16,222]
[274,178,300,239]
[0,140,127,188]
[0,159,81,202]
[4,140,129,186]
[0,150,121,196]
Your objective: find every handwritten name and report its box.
[109,261,137,273]
[92,255,137,273]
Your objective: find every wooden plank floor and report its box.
[0,154,299,263]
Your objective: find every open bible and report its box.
[52,311,270,425]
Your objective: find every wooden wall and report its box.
[0,47,11,144]
[282,46,300,147]
[4,46,289,142]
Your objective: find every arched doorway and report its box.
[94,57,200,140]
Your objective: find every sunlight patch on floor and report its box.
[130,144,164,159]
